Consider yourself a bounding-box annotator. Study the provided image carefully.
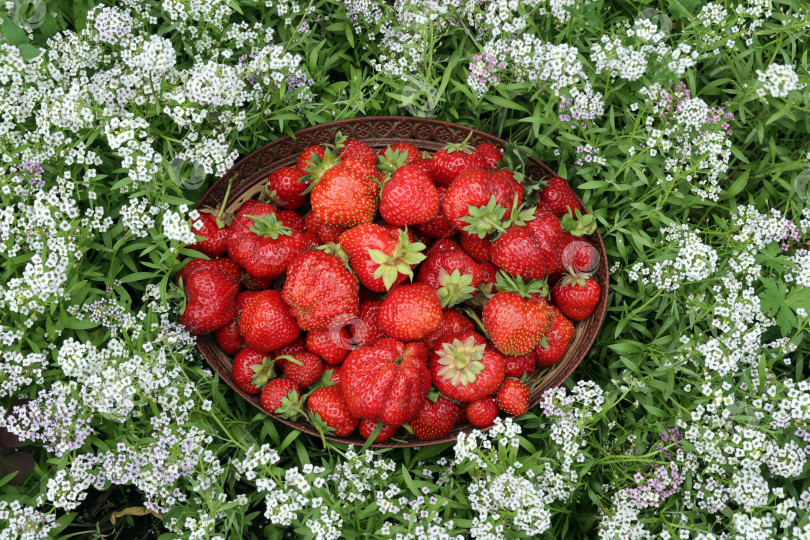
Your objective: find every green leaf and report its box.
[1,18,28,45]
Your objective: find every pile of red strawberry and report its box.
[177,133,602,443]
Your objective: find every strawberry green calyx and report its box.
[377,147,410,176]
[436,268,476,307]
[368,230,427,290]
[317,242,352,267]
[561,208,597,237]
[300,151,340,188]
[333,130,348,151]
[274,388,306,420]
[247,214,292,239]
[249,355,276,388]
[444,131,476,154]
[495,271,549,298]
[435,336,487,386]
[460,196,508,238]
[500,193,536,231]
[559,269,590,288]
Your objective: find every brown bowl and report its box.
[196,116,609,448]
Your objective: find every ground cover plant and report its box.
[0,0,809,538]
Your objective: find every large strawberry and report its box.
[429,136,488,187]
[339,224,426,292]
[266,167,309,210]
[379,165,439,226]
[466,396,499,428]
[340,341,430,425]
[430,332,506,402]
[416,248,481,307]
[215,290,260,355]
[310,160,379,227]
[539,177,583,218]
[490,225,555,281]
[378,283,442,342]
[409,394,461,440]
[422,308,475,350]
[232,347,275,394]
[496,378,530,416]
[178,259,241,334]
[189,212,229,258]
[414,186,456,238]
[308,385,359,437]
[534,305,574,366]
[176,256,241,284]
[239,289,300,352]
[550,271,601,320]
[482,273,554,355]
[524,207,566,275]
[443,168,518,237]
[282,250,359,332]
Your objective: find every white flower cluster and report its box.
[0,500,58,539]
[162,207,199,244]
[756,63,806,98]
[0,351,48,398]
[120,197,159,238]
[628,224,718,291]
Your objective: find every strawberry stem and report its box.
[216,174,236,226]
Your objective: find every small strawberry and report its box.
[410,156,432,176]
[430,333,506,402]
[304,211,349,244]
[277,209,306,232]
[359,418,399,443]
[310,159,379,228]
[426,238,463,256]
[379,165,440,226]
[494,169,525,208]
[416,248,481,307]
[282,250,360,332]
[490,225,555,281]
[261,378,302,416]
[495,378,530,416]
[409,394,460,441]
[476,142,503,169]
[266,167,309,210]
[539,177,583,218]
[414,186,457,238]
[459,231,492,263]
[306,327,351,365]
[550,271,601,321]
[274,337,307,370]
[504,352,536,378]
[214,290,260,355]
[466,397,499,428]
[340,341,430,425]
[337,138,378,165]
[188,212,229,258]
[178,259,241,334]
[421,308,475,350]
[378,283,443,342]
[377,142,421,175]
[339,224,426,292]
[429,135,488,187]
[559,209,600,274]
[232,347,275,394]
[240,289,301,352]
[281,351,324,388]
[296,145,326,172]
[482,273,554,355]
[443,168,518,236]
[307,385,359,437]
[353,299,386,347]
[328,365,342,385]
[535,305,574,366]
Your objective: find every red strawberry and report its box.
[414,186,457,238]
[277,209,306,232]
[410,157,432,176]
[189,213,229,258]
[430,333,506,402]
[478,262,498,288]
[379,165,439,226]
[296,145,325,172]
[429,137,488,187]
[307,328,351,365]
[281,351,324,388]
[539,177,583,218]
[535,305,574,366]
[215,290,260,355]
[377,142,421,175]
[416,248,481,307]
[378,283,442,342]
[214,257,244,282]
[559,235,599,274]
[422,308,475,350]
[426,238,463,256]
[339,224,426,292]
[550,271,601,321]
[311,160,379,227]
[338,138,377,165]
[494,169,524,207]
[476,143,502,169]
[496,378,530,416]
[353,299,386,347]
[524,207,566,275]
[482,273,554,355]
[308,385,359,437]
[232,348,275,394]
[267,167,309,210]
[359,419,399,442]
[340,341,430,425]
[304,212,349,244]
[178,259,241,334]
[443,168,517,236]
[504,352,536,378]
[466,397,499,428]
[239,289,300,352]
[409,395,460,440]
[460,231,492,263]
[273,337,307,370]
[244,273,273,290]
[490,225,555,281]
[261,378,301,415]
[328,365,342,384]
